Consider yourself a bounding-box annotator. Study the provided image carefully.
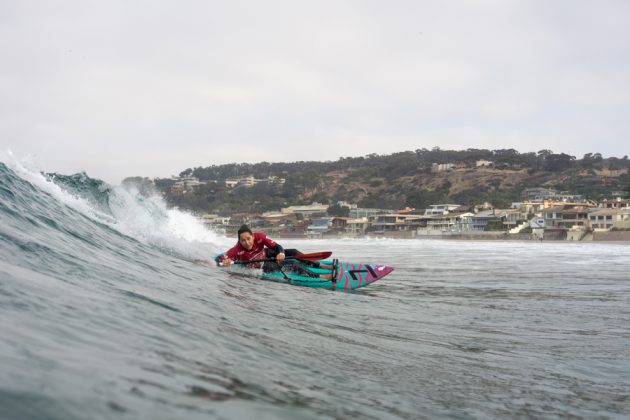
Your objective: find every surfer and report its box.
[215,225,333,279]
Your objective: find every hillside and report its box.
[141,149,630,215]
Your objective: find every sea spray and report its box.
[1,153,227,260]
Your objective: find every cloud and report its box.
[1,0,629,183]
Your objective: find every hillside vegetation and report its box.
[146,148,630,215]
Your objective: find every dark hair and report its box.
[237,224,253,238]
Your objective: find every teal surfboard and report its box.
[223,259,393,291]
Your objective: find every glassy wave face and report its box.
[2,159,630,419]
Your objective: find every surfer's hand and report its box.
[276,253,285,262]
[222,258,234,266]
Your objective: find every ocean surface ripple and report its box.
[1,161,629,419]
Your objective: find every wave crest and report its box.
[0,155,227,261]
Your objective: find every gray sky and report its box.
[1,0,629,184]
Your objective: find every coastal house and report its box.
[520,186,585,205]
[307,217,333,238]
[423,214,458,233]
[259,212,304,231]
[336,201,358,210]
[281,203,329,217]
[225,176,286,188]
[345,217,370,237]
[588,208,630,231]
[225,176,259,187]
[542,203,595,229]
[349,207,392,218]
[274,222,309,238]
[476,160,494,168]
[267,176,286,185]
[529,216,545,229]
[542,206,573,229]
[456,212,476,231]
[201,214,230,226]
[599,198,630,210]
[397,207,416,214]
[502,208,524,230]
[326,217,369,237]
[519,187,584,203]
[170,176,205,194]
[510,202,544,233]
[471,210,505,231]
[419,212,475,234]
[431,163,456,173]
[511,201,543,216]
[330,217,349,233]
[260,211,286,222]
[424,204,461,216]
[521,187,557,201]
[277,227,308,238]
[367,214,425,238]
[529,216,546,240]
[548,193,585,202]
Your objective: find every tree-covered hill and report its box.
[140,148,630,215]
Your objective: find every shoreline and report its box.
[268,234,630,244]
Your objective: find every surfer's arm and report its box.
[215,246,238,266]
[215,255,234,266]
[268,243,285,261]
[216,254,235,265]
[262,235,285,261]
[221,258,234,266]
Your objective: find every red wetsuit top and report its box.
[218,232,284,268]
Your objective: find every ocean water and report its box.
[1,159,630,419]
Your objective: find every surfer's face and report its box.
[239,232,254,250]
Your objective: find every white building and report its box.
[307,218,333,238]
[281,203,329,217]
[476,160,494,167]
[599,198,630,210]
[431,163,455,173]
[588,208,630,231]
[345,217,369,236]
[171,176,205,193]
[424,204,461,216]
[225,175,286,188]
[335,201,358,210]
[349,208,391,218]
[424,212,475,233]
[201,214,230,226]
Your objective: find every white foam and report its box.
[2,151,116,225]
[1,151,229,259]
[108,183,231,256]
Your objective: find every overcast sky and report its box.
[1,0,629,183]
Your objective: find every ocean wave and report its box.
[0,155,225,260]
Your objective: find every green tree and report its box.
[327,204,350,217]
[543,153,576,172]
